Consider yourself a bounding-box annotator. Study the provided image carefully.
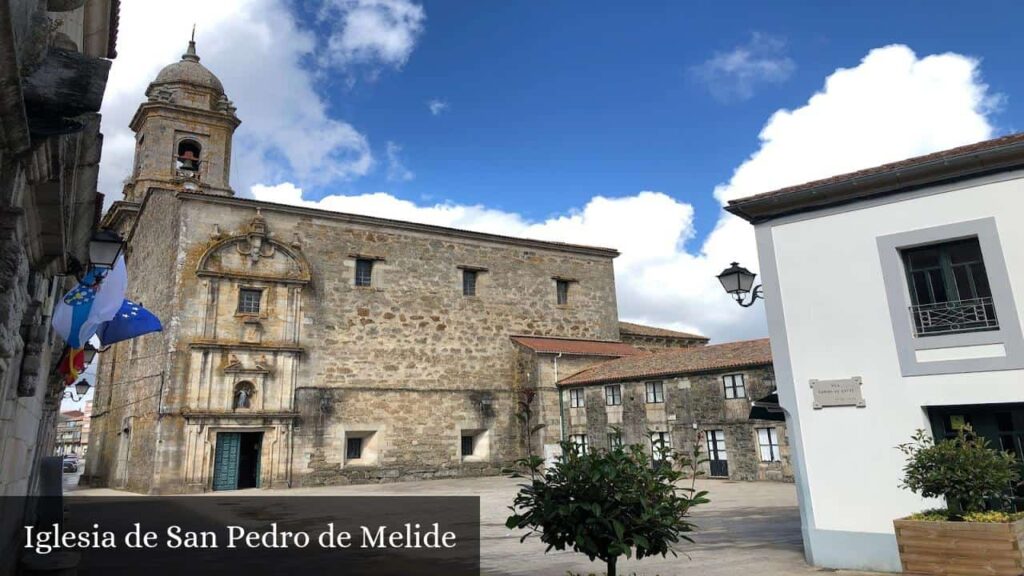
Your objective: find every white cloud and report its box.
[321,0,426,69]
[251,45,998,343]
[385,141,414,182]
[693,32,796,102]
[99,0,430,203]
[427,99,449,116]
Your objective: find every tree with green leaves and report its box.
[506,409,709,576]
[898,426,1020,518]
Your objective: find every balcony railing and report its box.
[910,297,999,337]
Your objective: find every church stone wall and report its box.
[91,191,620,492]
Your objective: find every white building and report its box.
[728,133,1024,572]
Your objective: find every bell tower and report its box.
[123,38,240,201]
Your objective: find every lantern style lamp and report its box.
[717,262,763,307]
[64,379,91,401]
[88,229,125,269]
[82,343,98,366]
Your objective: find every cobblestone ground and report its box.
[74,477,888,576]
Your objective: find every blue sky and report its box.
[100,0,1011,342]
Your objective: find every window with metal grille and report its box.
[645,381,664,403]
[461,435,474,456]
[901,237,998,336]
[462,269,477,296]
[570,434,588,455]
[346,437,363,460]
[605,384,622,406]
[556,280,570,305]
[723,374,746,399]
[237,288,261,314]
[757,427,780,462]
[355,259,374,287]
[569,387,585,408]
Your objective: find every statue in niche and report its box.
[233,381,255,410]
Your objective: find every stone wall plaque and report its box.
[810,377,865,409]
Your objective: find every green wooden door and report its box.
[213,433,241,491]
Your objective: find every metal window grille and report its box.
[645,381,664,403]
[723,374,746,399]
[910,297,999,336]
[902,238,998,337]
[605,385,622,406]
[569,388,585,408]
[461,435,474,456]
[462,270,477,296]
[237,289,261,314]
[346,437,363,460]
[355,259,374,287]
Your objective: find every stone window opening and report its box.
[757,427,781,462]
[346,437,363,460]
[645,381,664,404]
[569,387,585,408]
[608,431,623,449]
[723,373,746,399]
[344,430,379,465]
[555,279,570,305]
[355,258,374,287]
[237,288,262,315]
[651,431,671,461]
[462,269,478,296]
[176,139,202,174]
[460,429,490,461]
[233,381,255,410]
[605,384,622,406]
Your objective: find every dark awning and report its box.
[749,391,785,422]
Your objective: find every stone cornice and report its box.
[176,192,621,259]
[188,340,305,354]
[181,410,299,420]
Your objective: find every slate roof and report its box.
[618,321,709,341]
[727,133,1024,223]
[559,338,772,385]
[510,336,641,357]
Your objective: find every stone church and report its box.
[84,41,717,494]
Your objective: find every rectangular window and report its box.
[556,280,570,305]
[645,381,664,404]
[651,431,671,461]
[901,237,998,336]
[570,434,588,455]
[237,288,261,314]
[569,387,585,408]
[462,269,478,296]
[608,432,622,449]
[346,437,363,460]
[757,427,781,462]
[605,384,622,406]
[355,259,374,287]
[723,374,746,399]
[461,435,474,457]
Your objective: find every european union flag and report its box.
[96,299,163,347]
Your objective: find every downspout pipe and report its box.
[554,353,566,441]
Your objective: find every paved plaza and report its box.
[72,476,885,575]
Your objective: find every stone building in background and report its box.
[557,339,790,482]
[0,0,118,571]
[617,321,709,351]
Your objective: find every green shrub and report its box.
[897,426,1020,519]
[506,437,708,576]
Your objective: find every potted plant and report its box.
[894,426,1023,575]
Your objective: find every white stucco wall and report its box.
[757,169,1024,570]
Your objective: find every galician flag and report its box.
[52,256,127,349]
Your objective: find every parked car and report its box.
[62,455,78,473]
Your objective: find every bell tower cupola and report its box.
[124,38,240,201]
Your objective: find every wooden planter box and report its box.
[894,518,1024,575]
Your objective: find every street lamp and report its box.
[88,229,125,269]
[63,379,91,401]
[717,262,763,307]
[82,342,98,366]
